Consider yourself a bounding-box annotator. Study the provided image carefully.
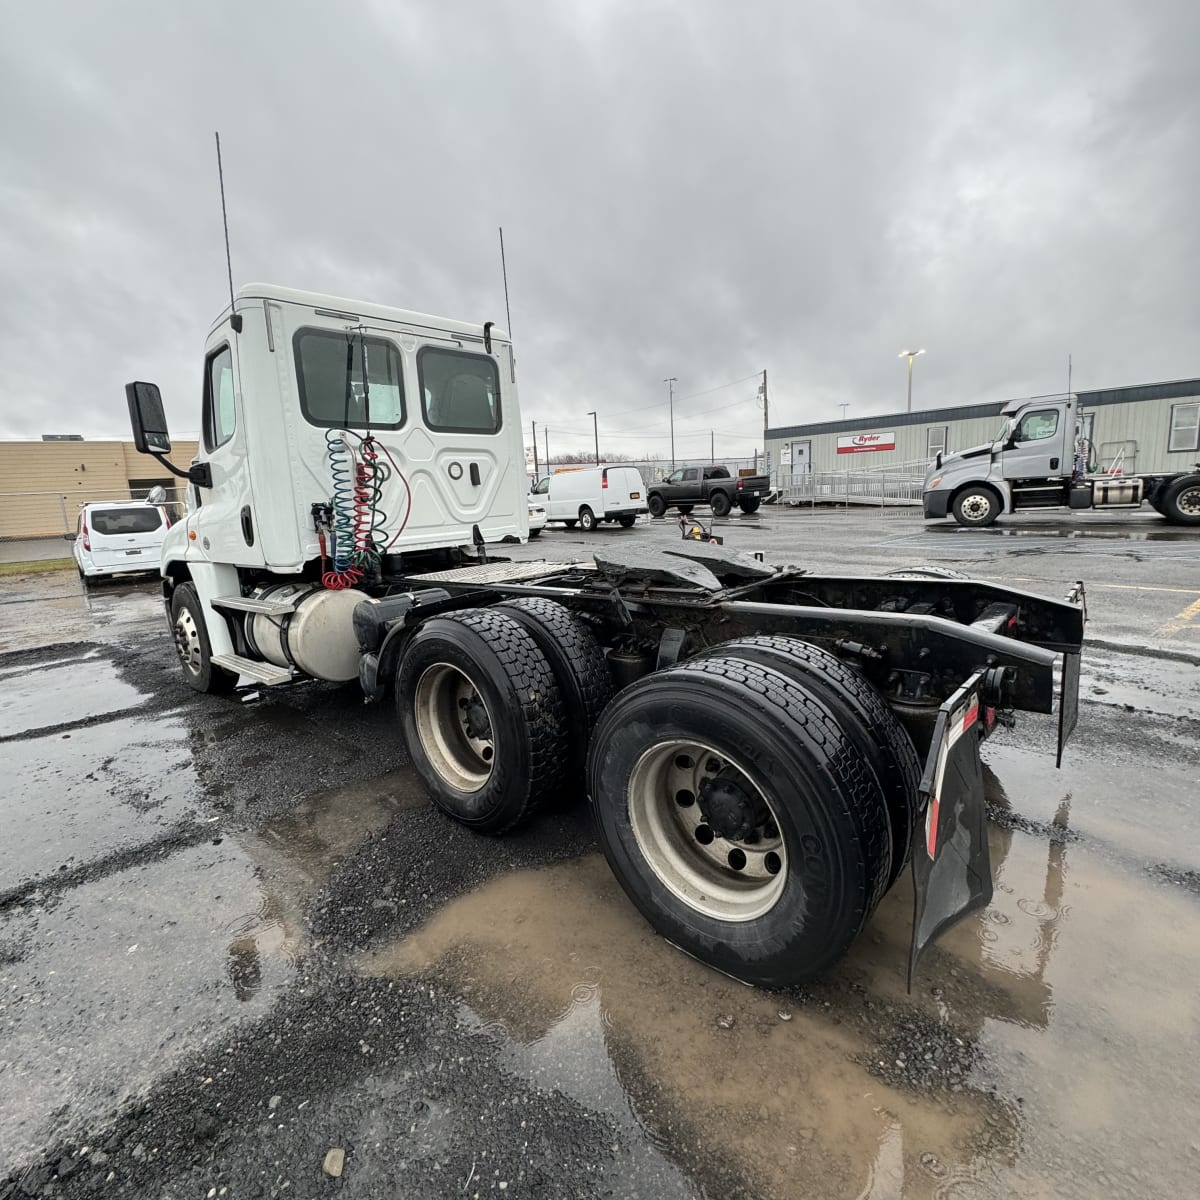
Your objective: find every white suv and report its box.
[73,501,170,585]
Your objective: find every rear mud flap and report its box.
[1056,650,1081,768]
[909,670,992,988]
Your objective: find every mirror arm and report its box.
[150,452,212,488]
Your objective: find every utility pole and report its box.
[664,377,677,469]
[544,426,550,472]
[710,430,714,464]
[761,369,768,437]
[837,403,849,420]
[587,410,599,465]
[531,419,539,476]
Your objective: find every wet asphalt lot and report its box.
[2,507,1199,1198]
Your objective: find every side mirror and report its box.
[146,485,167,505]
[126,382,172,455]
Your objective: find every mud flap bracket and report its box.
[908,669,993,989]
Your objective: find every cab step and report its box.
[211,653,294,686]
[211,594,297,616]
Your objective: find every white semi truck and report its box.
[922,393,1200,527]
[126,283,1087,987]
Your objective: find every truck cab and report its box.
[923,394,1200,526]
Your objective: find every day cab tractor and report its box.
[125,283,1087,987]
[923,393,1200,527]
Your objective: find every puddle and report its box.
[226,771,424,962]
[1,710,197,892]
[0,574,162,654]
[0,657,148,737]
[360,856,1011,1199]
[0,838,295,1167]
[359,804,1200,1200]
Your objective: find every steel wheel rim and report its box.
[414,663,494,792]
[961,493,992,522]
[628,739,787,922]
[174,608,203,676]
[1177,486,1200,516]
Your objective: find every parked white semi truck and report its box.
[923,393,1200,527]
[126,283,1087,987]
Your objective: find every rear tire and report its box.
[1161,475,1200,525]
[648,493,667,519]
[528,528,542,538]
[170,582,237,695]
[579,506,598,532]
[497,598,613,790]
[617,514,637,528]
[951,487,1000,527]
[738,497,761,514]
[696,636,918,887]
[710,491,732,518]
[677,504,694,515]
[587,656,891,986]
[397,609,568,834]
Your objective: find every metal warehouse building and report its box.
[765,377,1200,485]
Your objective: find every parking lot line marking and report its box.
[1005,578,1200,596]
[1154,598,1200,637]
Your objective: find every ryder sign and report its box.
[836,430,896,454]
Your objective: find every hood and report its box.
[941,442,994,467]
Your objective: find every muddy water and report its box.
[360,824,1200,1199]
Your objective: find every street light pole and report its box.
[544,426,550,472]
[664,377,678,469]
[587,410,599,465]
[898,348,925,413]
[531,419,539,476]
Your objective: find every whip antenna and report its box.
[215,132,242,333]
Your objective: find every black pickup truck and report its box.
[647,464,770,518]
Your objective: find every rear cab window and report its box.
[88,507,165,536]
[294,329,406,429]
[418,348,501,433]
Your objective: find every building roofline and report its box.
[766,376,1200,440]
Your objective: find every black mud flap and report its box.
[909,670,992,989]
[1056,650,1081,768]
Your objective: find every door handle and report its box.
[240,505,254,546]
[469,463,481,486]
[1050,458,1060,471]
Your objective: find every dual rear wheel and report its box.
[399,603,917,985]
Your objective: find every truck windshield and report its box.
[293,329,405,429]
[418,348,501,433]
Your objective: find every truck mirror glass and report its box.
[125,381,172,455]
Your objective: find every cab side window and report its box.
[666,469,685,483]
[532,477,550,495]
[682,468,699,482]
[1015,410,1059,442]
[203,345,236,452]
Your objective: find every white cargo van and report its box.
[530,465,648,531]
[73,500,171,585]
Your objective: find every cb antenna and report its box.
[499,226,513,337]
[215,132,242,333]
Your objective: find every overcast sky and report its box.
[1,0,1196,460]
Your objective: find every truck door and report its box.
[1001,405,1070,480]
[411,345,515,535]
[680,467,701,500]
[191,340,264,566]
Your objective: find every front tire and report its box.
[170,582,237,695]
[528,527,542,538]
[1161,475,1200,525]
[617,514,637,528]
[710,491,732,518]
[952,487,1000,527]
[587,656,891,985]
[648,493,667,519]
[396,609,567,834]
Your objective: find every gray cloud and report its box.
[1,0,1196,462]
